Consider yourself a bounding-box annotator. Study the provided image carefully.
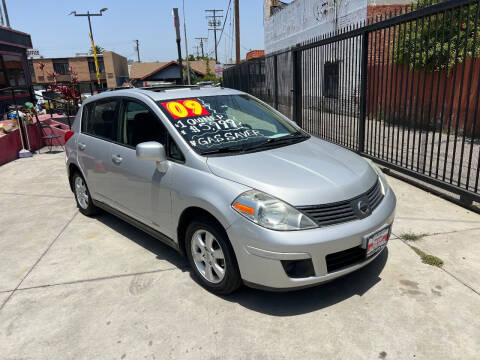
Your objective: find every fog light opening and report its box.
[281,259,315,278]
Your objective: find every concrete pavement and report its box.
[1,150,479,359]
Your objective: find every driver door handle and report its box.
[78,142,86,151]
[111,154,123,164]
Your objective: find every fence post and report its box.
[358,31,368,154]
[273,54,278,110]
[292,45,302,127]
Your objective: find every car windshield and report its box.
[157,95,308,155]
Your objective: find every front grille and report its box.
[325,246,365,273]
[297,178,383,227]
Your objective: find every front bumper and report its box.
[226,185,396,290]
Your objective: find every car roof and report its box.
[81,86,246,105]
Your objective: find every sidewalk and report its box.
[0,150,479,359]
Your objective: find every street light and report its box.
[69,8,108,40]
[69,8,108,86]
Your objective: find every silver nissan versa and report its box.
[65,86,396,294]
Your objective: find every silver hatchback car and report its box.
[65,86,396,294]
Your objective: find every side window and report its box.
[120,100,166,147]
[83,99,118,141]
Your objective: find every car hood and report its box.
[206,137,378,206]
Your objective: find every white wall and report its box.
[264,0,368,54]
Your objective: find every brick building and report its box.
[29,51,128,93]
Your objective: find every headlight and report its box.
[232,190,317,231]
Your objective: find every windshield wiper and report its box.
[200,132,309,155]
[200,145,247,155]
[246,132,309,150]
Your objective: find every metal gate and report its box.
[223,0,480,204]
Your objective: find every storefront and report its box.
[0,25,34,165]
[0,25,33,110]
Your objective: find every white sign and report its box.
[27,49,41,59]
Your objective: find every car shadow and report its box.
[95,211,388,317]
[95,212,188,269]
[222,248,389,316]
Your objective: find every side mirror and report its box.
[136,142,168,171]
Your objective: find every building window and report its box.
[323,61,339,99]
[1,54,26,87]
[53,61,69,75]
[88,58,105,74]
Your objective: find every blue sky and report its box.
[8,0,265,63]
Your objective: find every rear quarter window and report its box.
[80,103,93,133]
[81,99,118,141]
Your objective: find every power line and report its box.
[215,0,232,52]
[222,31,249,52]
[205,9,223,62]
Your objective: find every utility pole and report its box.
[70,8,108,86]
[182,0,191,85]
[172,8,184,85]
[0,5,5,26]
[205,9,223,63]
[195,37,207,58]
[234,0,240,64]
[134,40,141,62]
[2,0,10,27]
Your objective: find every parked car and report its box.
[64,86,396,294]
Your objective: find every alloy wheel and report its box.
[190,229,226,284]
[75,176,89,209]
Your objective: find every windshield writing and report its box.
[158,95,301,154]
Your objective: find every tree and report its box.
[89,45,105,55]
[394,0,480,71]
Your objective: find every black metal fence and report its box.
[223,0,480,204]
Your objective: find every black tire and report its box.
[185,217,242,294]
[72,172,100,217]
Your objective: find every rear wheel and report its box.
[73,172,99,216]
[185,218,242,294]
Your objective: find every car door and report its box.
[77,98,119,204]
[104,98,173,234]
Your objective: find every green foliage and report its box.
[400,232,428,241]
[197,74,221,83]
[205,58,213,76]
[410,246,444,267]
[183,67,200,83]
[89,45,105,55]
[394,0,480,70]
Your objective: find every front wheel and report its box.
[185,218,242,294]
